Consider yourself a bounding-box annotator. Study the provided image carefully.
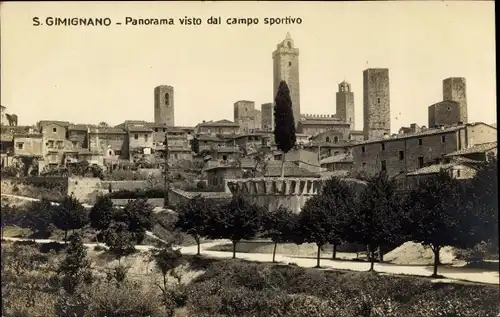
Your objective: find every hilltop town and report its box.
[1,33,497,199]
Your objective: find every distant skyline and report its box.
[1,1,496,132]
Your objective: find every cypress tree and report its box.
[273,80,297,178]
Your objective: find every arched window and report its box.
[340,86,344,92]
[287,42,292,48]
[165,93,170,106]
[325,136,331,143]
[334,136,339,143]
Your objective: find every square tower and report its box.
[428,100,461,128]
[154,85,174,126]
[443,77,467,124]
[272,32,300,128]
[363,68,390,140]
[261,103,274,131]
[336,81,355,130]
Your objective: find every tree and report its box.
[98,122,109,127]
[205,196,264,259]
[120,198,154,244]
[273,80,296,178]
[89,195,114,244]
[349,172,402,272]
[52,195,89,242]
[24,198,56,239]
[103,221,136,262]
[152,246,183,316]
[58,232,90,294]
[262,206,297,263]
[408,171,467,277]
[297,195,334,268]
[175,196,214,255]
[321,177,356,260]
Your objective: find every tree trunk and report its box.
[195,236,201,256]
[64,230,68,244]
[378,246,384,262]
[368,245,375,272]
[316,244,321,268]
[281,153,285,178]
[332,244,337,260]
[232,240,237,259]
[272,241,278,263]
[432,245,441,277]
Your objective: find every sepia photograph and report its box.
[0,1,498,316]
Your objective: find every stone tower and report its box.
[363,68,390,140]
[261,103,274,131]
[443,77,467,124]
[272,32,300,128]
[234,100,261,132]
[336,81,355,130]
[154,85,174,126]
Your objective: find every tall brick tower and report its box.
[336,81,355,130]
[273,32,300,128]
[443,77,467,124]
[363,68,390,140]
[261,103,274,131]
[154,85,174,126]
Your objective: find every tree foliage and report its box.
[25,198,56,239]
[175,196,215,255]
[58,232,91,294]
[262,206,297,262]
[120,198,155,244]
[408,171,467,276]
[273,80,297,177]
[205,196,264,259]
[52,195,88,241]
[349,172,402,271]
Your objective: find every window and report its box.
[17,142,24,150]
[381,143,385,150]
[222,155,227,161]
[287,42,292,48]
[441,135,446,143]
[418,138,423,145]
[418,156,424,168]
[288,61,292,66]
[154,128,158,132]
[362,162,366,167]
[377,98,380,104]
[334,151,339,155]
[457,169,461,177]
[163,128,166,132]
[53,127,57,132]
[381,160,387,171]
[108,150,112,155]
[144,134,149,142]
[361,146,365,153]
[48,140,54,148]
[134,134,138,140]
[399,150,404,160]
[165,93,170,106]
[325,136,331,143]
[115,150,121,156]
[334,136,339,143]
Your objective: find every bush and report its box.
[455,241,499,262]
[107,188,165,199]
[39,242,67,254]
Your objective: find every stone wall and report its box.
[67,177,105,204]
[102,180,149,192]
[227,178,322,214]
[1,176,68,202]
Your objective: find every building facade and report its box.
[443,77,467,124]
[363,68,390,140]
[273,32,300,128]
[194,120,240,136]
[297,114,350,139]
[351,122,497,178]
[428,100,461,128]
[154,85,175,126]
[336,81,355,130]
[233,100,261,133]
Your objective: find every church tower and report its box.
[336,81,355,130]
[154,85,174,126]
[272,32,300,128]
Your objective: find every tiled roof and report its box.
[13,133,43,138]
[68,124,90,131]
[406,163,460,176]
[320,153,353,164]
[197,135,223,142]
[38,120,70,127]
[89,127,126,134]
[350,130,363,134]
[198,119,239,127]
[128,126,153,132]
[352,123,473,146]
[305,142,352,148]
[264,162,320,178]
[445,142,497,157]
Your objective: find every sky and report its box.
[1,1,496,132]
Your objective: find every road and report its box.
[2,193,499,286]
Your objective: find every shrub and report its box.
[39,242,67,254]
